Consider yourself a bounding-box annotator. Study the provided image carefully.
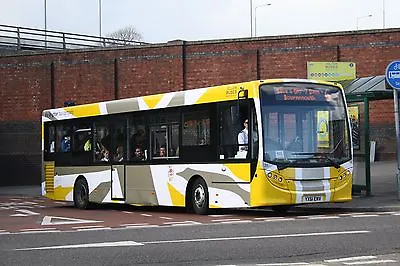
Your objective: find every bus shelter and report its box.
[340,75,393,196]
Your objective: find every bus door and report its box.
[218,100,257,183]
[110,119,126,200]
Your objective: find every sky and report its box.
[0,0,399,44]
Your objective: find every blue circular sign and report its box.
[386,60,400,89]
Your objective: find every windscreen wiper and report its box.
[291,152,340,168]
[276,161,297,171]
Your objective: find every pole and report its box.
[44,0,47,48]
[99,0,102,37]
[383,0,386,29]
[364,97,371,196]
[255,8,257,37]
[254,4,272,37]
[250,0,253,37]
[393,89,400,200]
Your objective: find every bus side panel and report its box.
[125,165,159,206]
[45,166,116,204]
[126,164,250,209]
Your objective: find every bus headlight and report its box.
[265,170,288,190]
[336,168,352,185]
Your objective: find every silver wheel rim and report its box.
[194,184,205,208]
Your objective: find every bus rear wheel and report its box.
[73,178,90,209]
[190,178,209,215]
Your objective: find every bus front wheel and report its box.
[190,178,209,215]
[73,178,90,209]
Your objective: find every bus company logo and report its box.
[168,166,174,181]
[44,110,71,119]
[225,86,237,97]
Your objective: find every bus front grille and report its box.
[44,162,55,194]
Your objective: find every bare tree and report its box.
[106,26,143,46]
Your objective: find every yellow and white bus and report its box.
[42,79,353,214]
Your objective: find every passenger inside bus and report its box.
[101,149,110,162]
[159,146,167,157]
[114,146,124,162]
[61,135,71,152]
[132,146,145,161]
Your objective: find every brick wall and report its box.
[0,28,399,185]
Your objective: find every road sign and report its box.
[385,60,400,89]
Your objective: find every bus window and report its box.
[182,111,210,146]
[45,125,55,154]
[72,125,92,152]
[111,121,126,163]
[150,123,179,159]
[56,125,71,153]
[94,123,110,162]
[150,112,179,160]
[128,117,147,161]
[218,102,249,159]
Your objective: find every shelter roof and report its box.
[339,75,393,102]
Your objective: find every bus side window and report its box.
[129,117,147,161]
[56,125,71,152]
[94,123,110,162]
[218,102,249,159]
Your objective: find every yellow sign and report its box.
[317,111,329,148]
[307,62,356,81]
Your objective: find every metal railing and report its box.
[0,24,148,53]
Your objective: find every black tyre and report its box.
[190,178,209,215]
[73,178,90,209]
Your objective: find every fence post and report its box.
[62,33,66,50]
[17,27,21,50]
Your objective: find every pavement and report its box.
[0,161,400,212]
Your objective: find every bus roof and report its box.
[42,79,342,122]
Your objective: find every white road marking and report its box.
[21,228,57,231]
[254,216,285,220]
[163,221,202,226]
[124,225,159,229]
[77,227,111,232]
[141,213,152,217]
[11,209,39,216]
[211,218,240,222]
[15,241,144,251]
[260,218,296,222]
[344,260,396,265]
[72,225,105,229]
[256,263,310,266]
[219,220,252,224]
[120,223,149,227]
[325,256,376,262]
[307,216,339,220]
[143,230,370,244]
[351,214,379,218]
[41,216,103,225]
[376,211,397,215]
[160,216,173,220]
[256,263,312,265]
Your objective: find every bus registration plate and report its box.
[302,195,324,203]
